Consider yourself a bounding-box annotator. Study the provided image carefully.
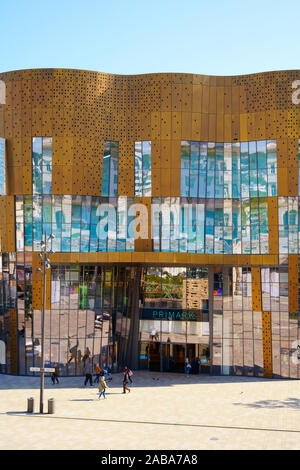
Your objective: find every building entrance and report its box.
[139,265,210,373]
[148,342,160,371]
[162,343,185,372]
[139,341,210,373]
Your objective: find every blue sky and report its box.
[0,0,299,76]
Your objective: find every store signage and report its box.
[140,308,206,321]
[30,367,55,373]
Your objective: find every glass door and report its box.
[148,342,160,371]
[162,343,185,372]
[162,343,175,372]
[173,344,185,372]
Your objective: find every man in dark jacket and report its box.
[51,363,59,384]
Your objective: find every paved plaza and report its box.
[1,371,300,450]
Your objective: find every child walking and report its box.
[98,375,108,399]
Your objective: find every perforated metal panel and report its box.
[0,68,299,202]
[252,267,262,311]
[262,311,272,378]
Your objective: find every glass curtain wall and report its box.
[139,267,210,372]
[15,195,135,253]
[15,263,132,376]
[102,141,119,197]
[212,266,258,376]
[152,197,268,254]
[278,197,298,253]
[211,263,300,378]
[134,141,151,196]
[181,140,277,199]
[175,139,277,256]
[32,137,52,195]
[1,258,300,378]
[0,253,17,374]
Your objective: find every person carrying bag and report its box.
[124,366,133,384]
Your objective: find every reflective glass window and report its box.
[135,141,151,196]
[32,137,52,195]
[102,141,119,197]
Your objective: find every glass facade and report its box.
[211,263,299,378]
[1,261,132,376]
[2,68,300,382]
[15,195,135,253]
[5,136,298,378]
[142,266,209,311]
[1,257,300,378]
[135,141,151,196]
[152,197,269,254]
[102,141,119,197]
[181,140,277,199]
[212,266,262,376]
[17,192,300,256]
[32,137,52,195]
[139,267,210,373]
[278,197,298,253]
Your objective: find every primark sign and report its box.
[140,308,208,322]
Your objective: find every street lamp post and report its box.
[36,233,54,414]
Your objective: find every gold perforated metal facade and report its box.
[0,68,300,378]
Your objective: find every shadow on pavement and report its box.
[233,397,300,410]
[0,371,290,390]
[69,399,94,402]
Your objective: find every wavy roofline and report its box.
[0,67,299,79]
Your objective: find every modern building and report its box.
[0,68,300,378]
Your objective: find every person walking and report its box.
[83,362,93,386]
[94,364,102,383]
[68,339,78,364]
[98,375,109,399]
[51,363,59,385]
[123,373,131,394]
[185,358,192,377]
[82,347,91,366]
[124,366,133,384]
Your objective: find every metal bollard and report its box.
[27,397,34,413]
[48,398,55,414]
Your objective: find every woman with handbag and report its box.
[124,366,133,384]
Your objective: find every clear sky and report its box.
[0,0,299,76]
